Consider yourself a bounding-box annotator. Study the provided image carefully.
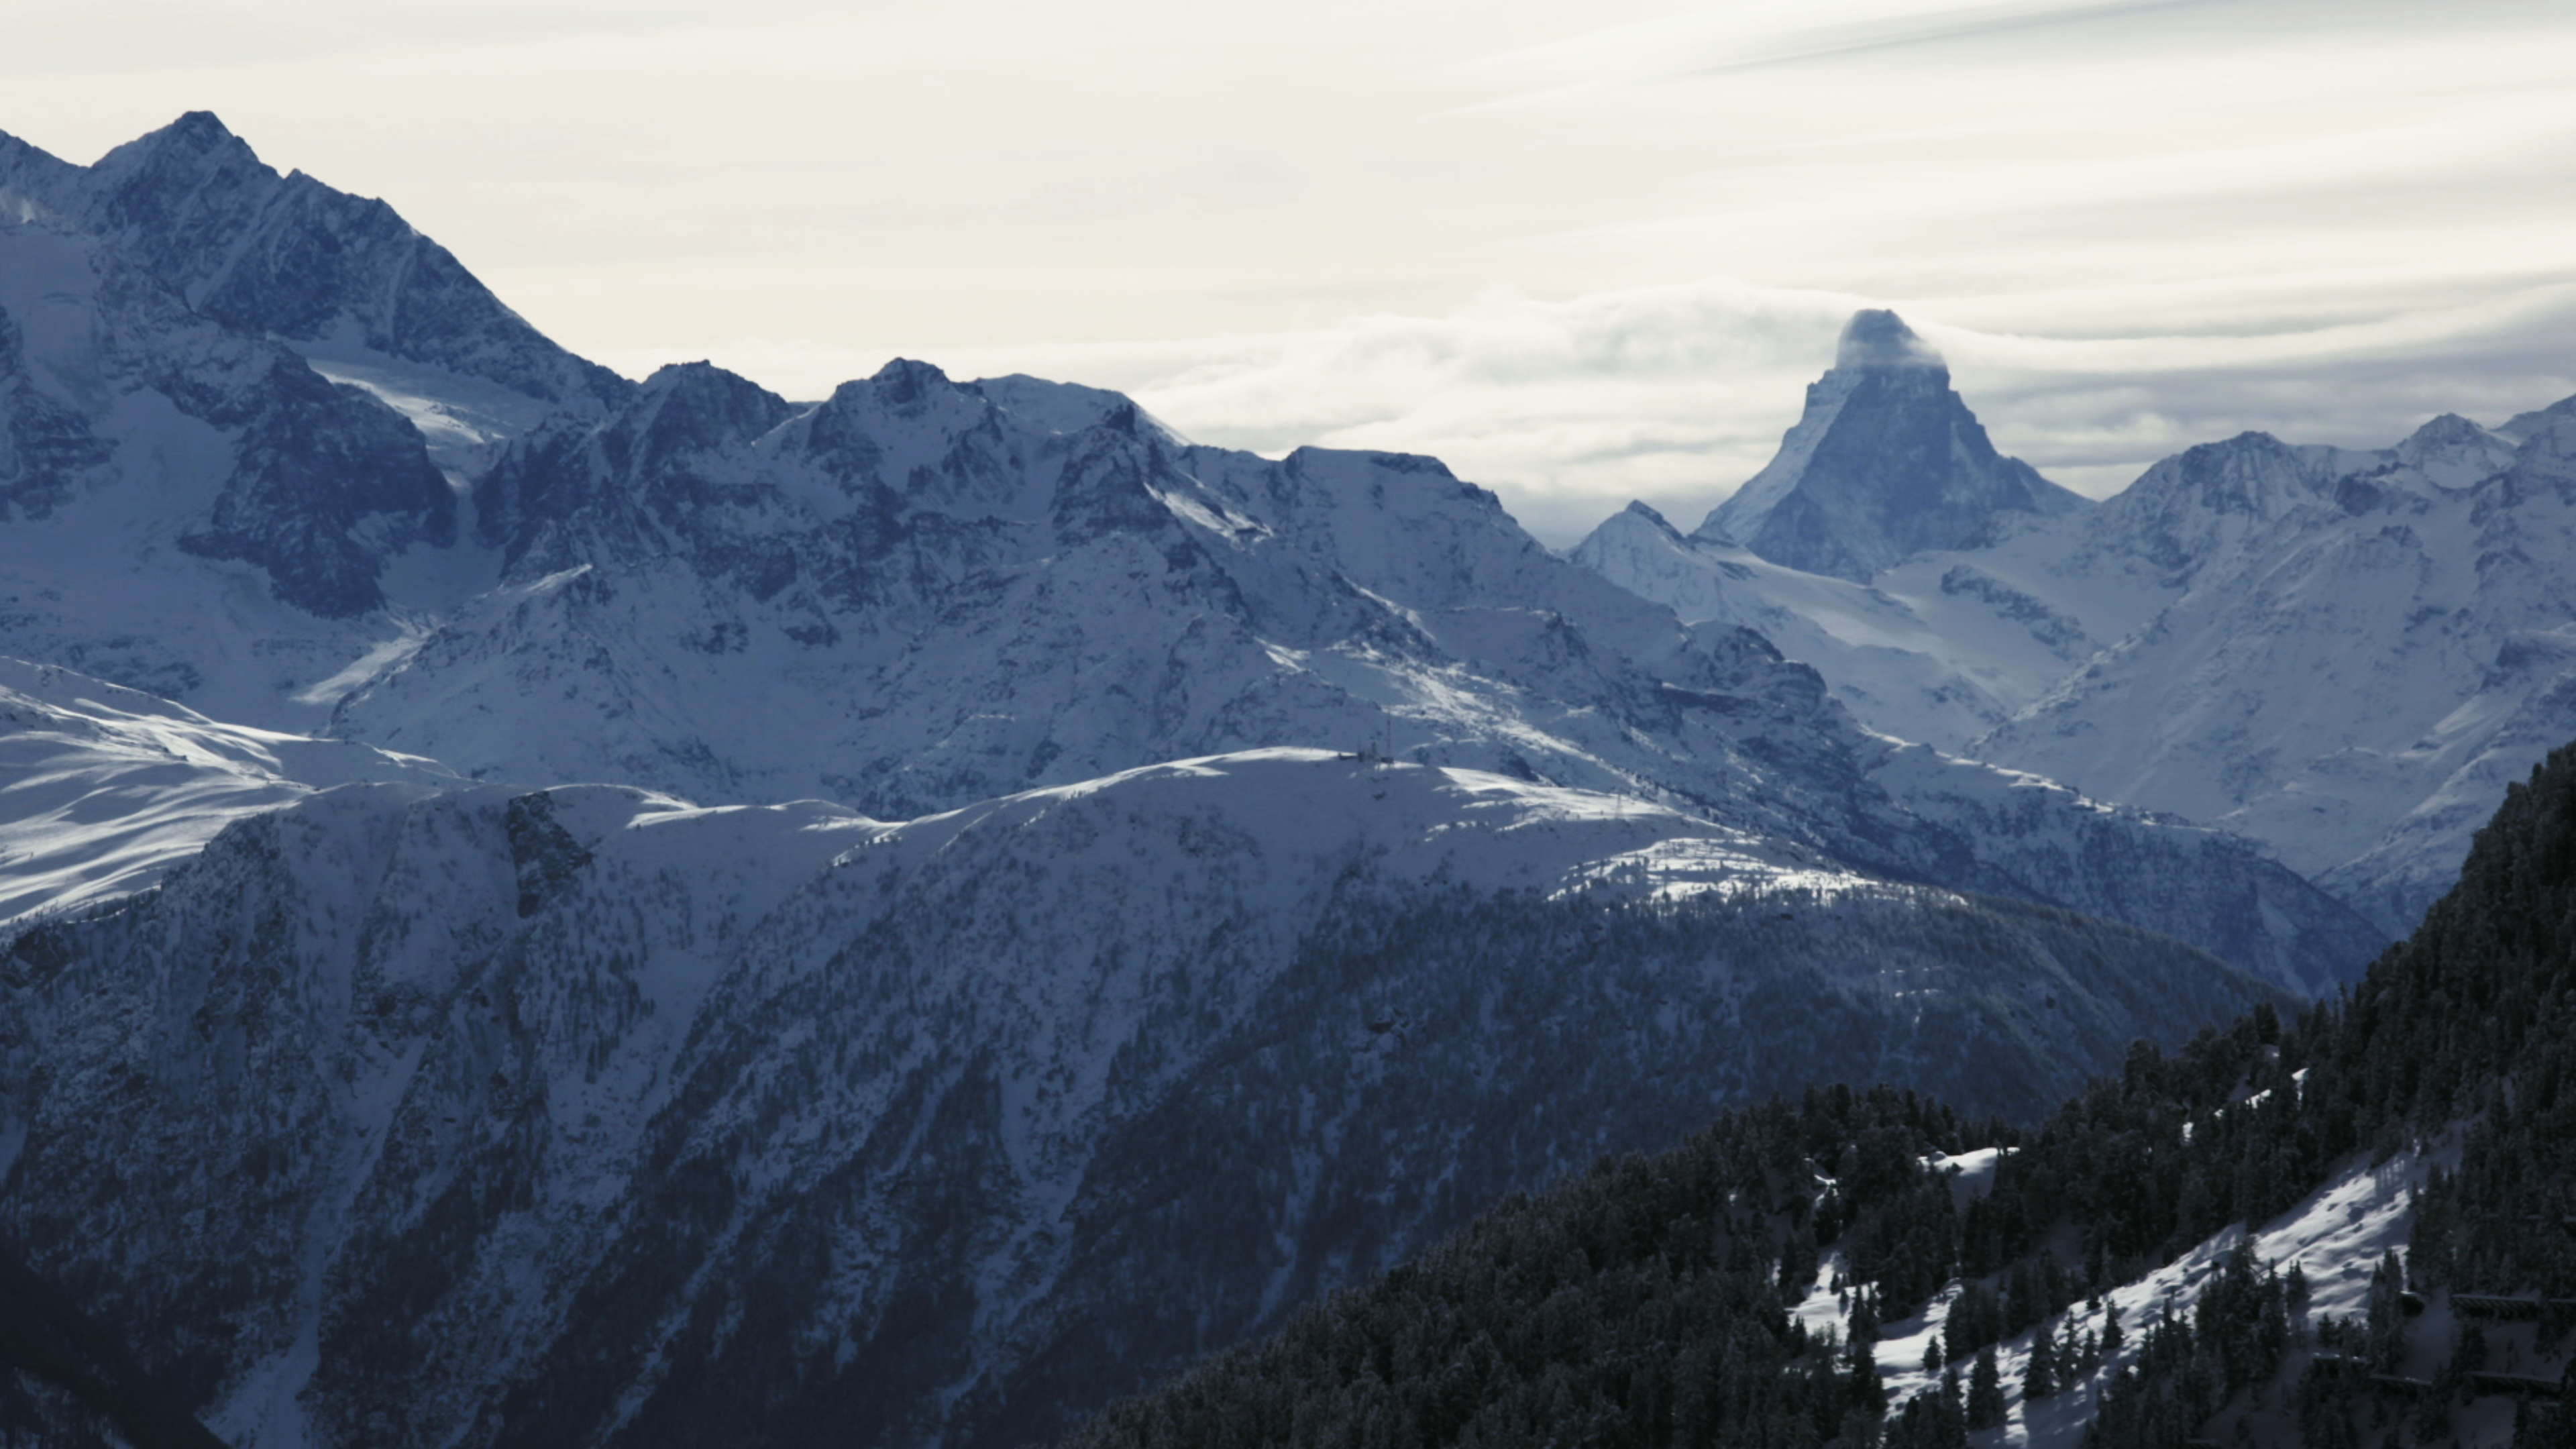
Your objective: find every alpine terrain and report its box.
[0,113,2377,993]
[0,111,2506,1449]
[1073,722,2576,1449]
[1576,313,2576,936]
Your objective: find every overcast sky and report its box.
[11,0,2576,541]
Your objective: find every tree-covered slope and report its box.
[1070,737,2576,1449]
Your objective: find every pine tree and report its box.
[1967,1346,2006,1430]
[1850,1287,1881,1360]
[2365,1250,2407,1371]
[2025,1326,2058,1401]
[2101,1305,2126,1362]
[1923,1336,1943,1373]
[1939,1365,1968,1449]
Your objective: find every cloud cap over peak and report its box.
[1835,309,1945,373]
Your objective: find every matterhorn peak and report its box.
[1690,308,2084,581]
[1833,309,1945,373]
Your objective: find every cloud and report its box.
[621,271,2576,549]
[27,0,2567,551]
[1113,278,2576,544]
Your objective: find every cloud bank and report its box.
[625,272,2576,547]
[12,0,2574,543]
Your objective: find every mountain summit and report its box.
[1696,309,2087,580]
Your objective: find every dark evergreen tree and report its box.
[1967,1346,2006,1430]
[2025,1325,2058,1401]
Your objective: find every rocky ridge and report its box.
[1578,319,2576,935]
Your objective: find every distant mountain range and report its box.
[1576,312,2576,936]
[0,113,2370,991]
[0,111,2559,1448]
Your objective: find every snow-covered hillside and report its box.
[0,656,451,926]
[1572,500,2101,753]
[0,210,489,729]
[1984,413,2576,934]
[1578,313,2576,935]
[317,355,2376,990]
[0,749,2286,1449]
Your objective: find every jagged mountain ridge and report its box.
[1577,318,2576,935]
[0,112,629,466]
[0,208,471,737]
[0,113,2382,989]
[1986,413,2576,934]
[323,352,2379,992]
[0,748,2290,1449]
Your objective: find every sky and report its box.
[9,0,2576,543]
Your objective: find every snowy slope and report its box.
[1980,413,2576,934]
[0,656,451,926]
[1799,1140,2446,1449]
[1571,501,2098,752]
[313,356,2377,990]
[1578,311,2576,936]
[0,749,2286,1449]
[0,209,481,729]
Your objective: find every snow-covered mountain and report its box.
[1693,310,2088,582]
[0,110,2516,1449]
[0,748,2288,1449]
[1571,499,2098,753]
[1982,413,2576,934]
[0,114,2381,990]
[0,655,451,926]
[1,113,627,470]
[1578,313,2576,935]
[313,353,2375,991]
[1065,734,2576,1449]
[0,203,480,728]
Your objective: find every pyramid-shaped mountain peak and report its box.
[158,110,241,146]
[1691,309,2085,581]
[96,109,262,179]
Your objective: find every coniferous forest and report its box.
[1069,740,2576,1449]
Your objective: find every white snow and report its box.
[0,656,453,926]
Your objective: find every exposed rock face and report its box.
[12,112,627,420]
[0,216,454,622]
[1697,309,2088,582]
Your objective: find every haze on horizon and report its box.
[11,0,2576,543]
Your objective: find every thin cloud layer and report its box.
[625,273,2576,546]
[11,0,2575,544]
